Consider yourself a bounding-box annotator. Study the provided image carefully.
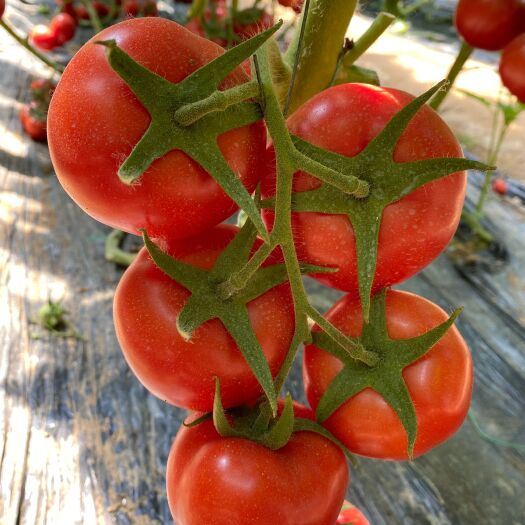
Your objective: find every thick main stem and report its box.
[0,20,64,73]
[284,0,358,114]
[429,41,473,111]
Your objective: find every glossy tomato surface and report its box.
[30,24,58,50]
[114,224,294,412]
[50,13,76,45]
[48,18,266,241]
[166,416,348,525]
[454,0,522,51]
[500,34,525,103]
[261,83,466,294]
[303,290,473,460]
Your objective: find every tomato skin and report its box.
[48,18,266,241]
[30,24,59,51]
[166,416,348,525]
[303,290,472,461]
[0,0,5,19]
[50,13,76,45]
[336,501,370,525]
[19,103,48,142]
[454,0,522,51]
[499,34,525,103]
[261,84,466,294]
[114,224,294,412]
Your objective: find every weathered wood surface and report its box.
[1,3,525,525]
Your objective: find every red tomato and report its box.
[492,178,509,195]
[50,13,76,45]
[337,501,370,525]
[0,0,5,19]
[19,103,47,142]
[166,414,348,525]
[278,0,303,13]
[454,0,522,51]
[233,10,273,41]
[113,224,294,412]
[75,5,90,19]
[261,84,466,294]
[93,1,109,17]
[142,0,158,16]
[30,24,59,51]
[123,0,139,16]
[58,0,77,21]
[303,290,473,460]
[499,34,525,103]
[48,18,266,241]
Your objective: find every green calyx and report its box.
[313,290,462,458]
[281,80,494,321]
[211,379,355,458]
[96,23,283,242]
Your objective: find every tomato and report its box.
[93,1,109,17]
[454,0,522,51]
[30,24,59,51]
[75,5,90,20]
[492,178,508,195]
[303,289,473,460]
[499,34,525,103]
[19,103,47,142]
[233,10,273,42]
[142,0,158,16]
[261,83,466,294]
[113,224,294,412]
[48,18,266,241]
[278,0,303,13]
[0,0,5,19]
[336,501,370,525]
[166,411,348,525]
[30,78,56,105]
[123,0,139,16]
[50,13,76,45]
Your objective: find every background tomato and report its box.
[500,34,525,103]
[454,0,522,51]
[113,224,294,412]
[166,415,348,525]
[0,0,5,19]
[19,103,48,142]
[336,500,370,525]
[50,13,76,45]
[303,290,473,460]
[30,24,58,50]
[261,83,466,295]
[48,18,266,241]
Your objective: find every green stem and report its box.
[174,81,259,126]
[429,41,473,111]
[80,0,103,33]
[343,12,395,66]
[284,0,358,114]
[294,150,369,197]
[460,209,493,244]
[0,20,64,73]
[476,123,508,215]
[105,229,137,266]
[404,0,432,16]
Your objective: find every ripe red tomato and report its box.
[19,103,47,142]
[336,501,369,525]
[278,0,303,13]
[166,412,348,525]
[113,224,294,412]
[499,34,525,103]
[261,83,466,294]
[123,0,139,16]
[50,13,76,45]
[303,289,473,460]
[30,24,59,51]
[454,0,522,51]
[233,10,273,41]
[48,18,266,241]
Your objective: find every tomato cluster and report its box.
[30,12,76,51]
[19,78,56,142]
[47,14,476,525]
[455,0,525,102]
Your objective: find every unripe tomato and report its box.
[50,13,76,45]
[499,34,525,103]
[30,24,59,51]
[455,0,522,51]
